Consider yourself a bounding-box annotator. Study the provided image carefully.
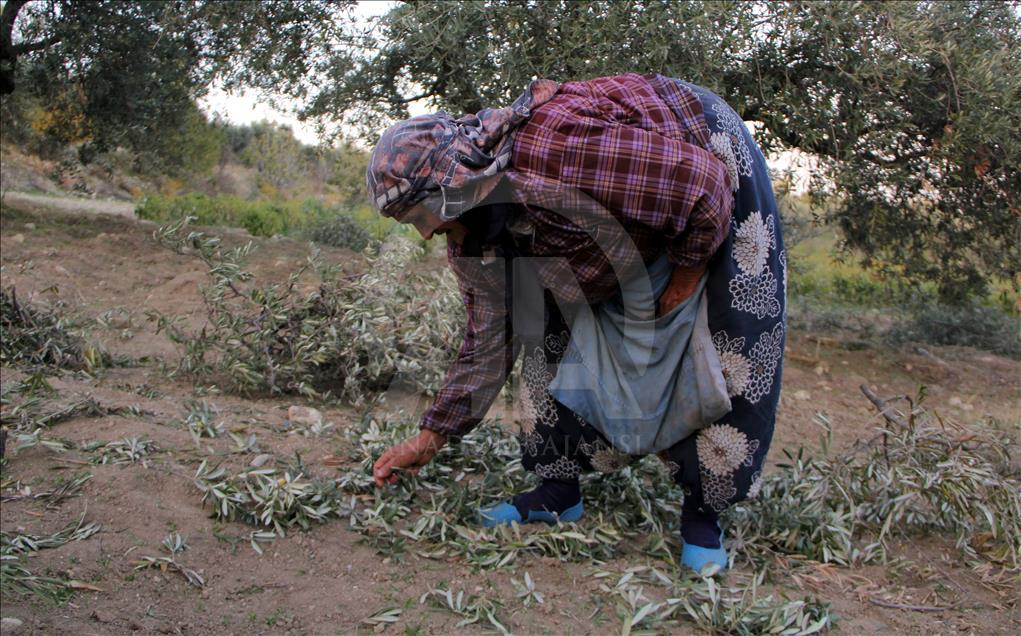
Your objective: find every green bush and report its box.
[886,303,1021,358]
[135,193,319,237]
[137,102,224,179]
[136,193,420,247]
[302,199,409,243]
[788,285,1021,358]
[788,236,1020,356]
[302,214,372,251]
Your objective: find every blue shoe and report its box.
[479,500,584,528]
[681,531,727,576]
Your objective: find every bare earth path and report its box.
[1,200,1019,634]
[1,190,137,219]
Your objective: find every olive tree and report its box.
[0,0,350,164]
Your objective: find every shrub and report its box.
[302,214,372,251]
[296,199,407,244]
[136,193,302,237]
[135,193,400,246]
[788,250,1021,357]
[886,302,1021,358]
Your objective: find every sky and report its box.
[199,1,395,146]
[201,87,320,145]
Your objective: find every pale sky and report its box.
[9,1,366,147]
[199,1,395,146]
[200,88,318,144]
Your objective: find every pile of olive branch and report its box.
[592,566,834,635]
[334,392,1021,575]
[727,390,1021,571]
[335,416,837,633]
[93,437,157,465]
[193,458,346,553]
[415,566,834,635]
[341,397,1016,626]
[187,389,1017,633]
[336,415,670,566]
[1,287,108,372]
[0,511,102,602]
[150,218,463,404]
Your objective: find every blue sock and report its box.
[681,504,721,549]
[513,479,580,518]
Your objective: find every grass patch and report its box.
[0,204,35,227]
[788,223,1020,356]
[135,193,413,245]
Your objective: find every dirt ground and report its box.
[1,200,1019,635]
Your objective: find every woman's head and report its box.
[364,79,560,223]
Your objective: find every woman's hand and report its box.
[657,265,706,316]
[372,429,448,486]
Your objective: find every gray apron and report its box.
[549,255,732,455]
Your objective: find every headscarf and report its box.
[366,79,560,221]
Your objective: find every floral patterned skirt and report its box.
[519,81,784,514]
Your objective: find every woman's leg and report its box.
[659,404,774,554]
[510,308,636,516]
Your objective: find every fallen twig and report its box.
[868,598,952,613]
[1,474,92,507]
[860,384,910,428]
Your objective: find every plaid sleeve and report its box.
[669,158,733,269]
[420,238,519,438]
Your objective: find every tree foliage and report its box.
[140,101,224,178]
[214,120,369,204]
[327,140,371,206]
[0,0,349,162]
[287,0,1019,302]
[237,122,308,194]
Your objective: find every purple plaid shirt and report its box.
[421,74,733,437]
